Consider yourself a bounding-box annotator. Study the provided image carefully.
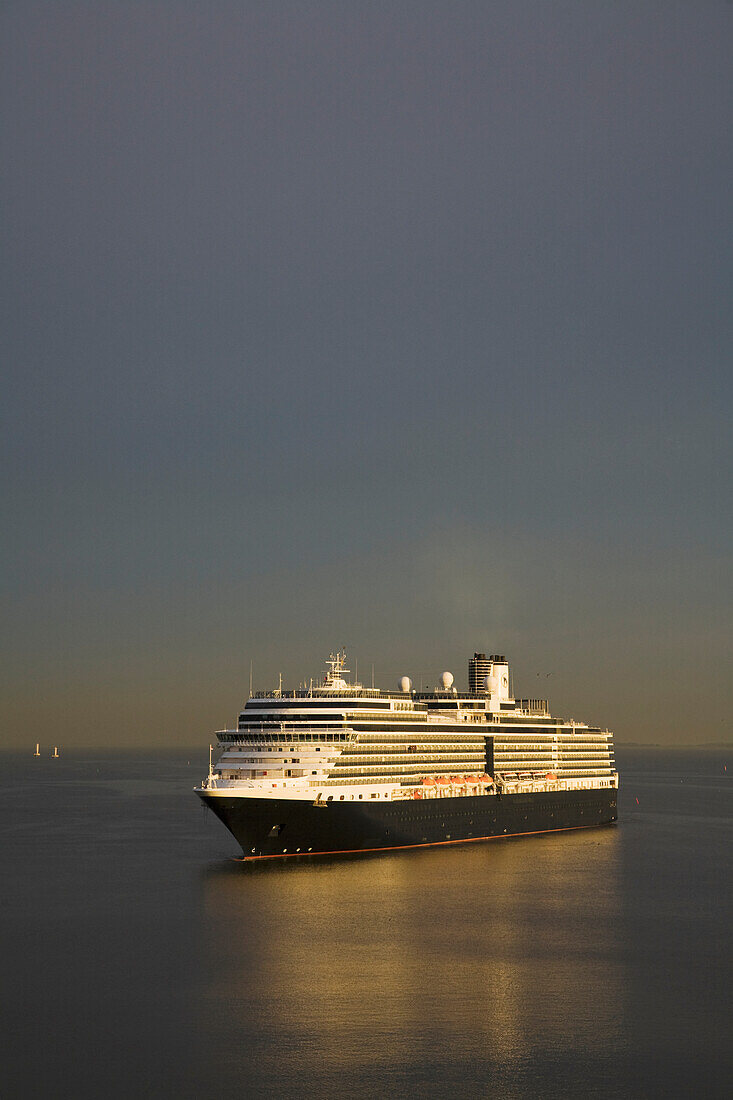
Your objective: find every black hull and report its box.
[200,788,618,860]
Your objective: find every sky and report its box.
[2,1,731,749]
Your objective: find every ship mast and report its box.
[322,649,350,690]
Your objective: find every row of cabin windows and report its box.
[249,699,393,710]
[345,744,482,755]
[337,760,484,769]
[243,707,439,720]
[493,730,607,739]
[241,713,350,722]
[228,747,322,755]
[235,726,347,734]
[336,762,484,773]
[351,721,485,731]
[330,770,482,780]
[240,720,490,735]
[228,757,302,764]
[242,713,465,725]
[493,719,609,734]
[227,734,485,749]
[354,733,485,743]
[241,713,502,728]
[495,745,611,754]
[235,730,349,740]
[319,793,389,801]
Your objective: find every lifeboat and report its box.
[480,774,493,784]
[412,790,423,799]
[422,777,437,786]
[546,772,558,782]
[436,776,451,785]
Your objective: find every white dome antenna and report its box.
[399,676,412,693]
[440,671,454,690]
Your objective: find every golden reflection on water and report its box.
[199,829,623,1087]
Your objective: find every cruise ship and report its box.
[196,650,618,859]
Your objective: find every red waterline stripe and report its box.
[233,820,615,862]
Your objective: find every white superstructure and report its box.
[197,650,618,804]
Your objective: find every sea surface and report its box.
[1,747,730,1099]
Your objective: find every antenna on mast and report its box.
[322,649,350,690]
[249,660,253,698]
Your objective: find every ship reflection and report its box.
[199,830,623,1093]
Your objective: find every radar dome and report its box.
[440,671,454,689]
[399,676,412,693]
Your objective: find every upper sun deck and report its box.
[247,688,410,703]
[242,649,550,720]
[245,693,418,713]
[245,650,424,709]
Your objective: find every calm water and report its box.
[1,747,730,1099]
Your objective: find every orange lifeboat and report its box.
[436,776,451,785]
[413,790,423,799]
[422,777,437,786]
[546,772,558,782]
[480,774,493,784]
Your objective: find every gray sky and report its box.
[2,1,731,749]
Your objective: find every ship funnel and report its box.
[469,653,491,694]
